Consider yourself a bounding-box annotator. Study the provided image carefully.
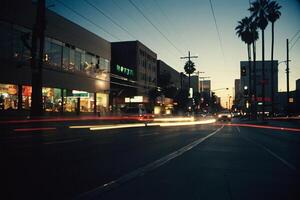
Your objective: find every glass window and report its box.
[69,48,75,71]
[84,53,93,73]
[0,84,18,110]
[62,46,70,71]
[44,38,62,69]
[80,51,85,71]
[75,50,81,71]
[0,22,13,59]
[22,85,32,109]
[50,42,62,68]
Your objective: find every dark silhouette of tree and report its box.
[184,60,196,90]
[174,89,189,110]
[249,0,270,119]
[235,16,254,116]
[164,86,178,99]
[267,1,281,116]
[250,20,259,119]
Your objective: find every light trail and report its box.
[217,123,300,132]
[69,119,217,131]
[14,127,57,132]
[153,117,194,122]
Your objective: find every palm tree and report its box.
[267,1,281,116]
[184,60,196,90]
[249,0,270,119]
[235,17,253,116]
[250,20,259,119]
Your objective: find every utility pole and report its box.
[180,51,198,90]
[30,0,46,117]
[286,39,290,116]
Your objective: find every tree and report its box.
[250,20,259,119]
[249,0,270,119]
[235,16,254,117]
[267,1,281,116]
[184,60,196,90]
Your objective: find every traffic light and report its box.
[243,86,249,97]
[241,66,246,76]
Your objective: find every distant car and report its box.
[217,111,232,121]
[123,107,154,121]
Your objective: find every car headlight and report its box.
[218,114,222,118]
[227,114,231,118]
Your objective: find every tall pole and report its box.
[286,39,290,115]
[180,51,198,95]
[30,0,45,117]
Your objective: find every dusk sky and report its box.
[49,0,300,104]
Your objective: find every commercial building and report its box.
[110,41,157,109]
[0,0,110,115]
[234,79,242,110]
[157,60,188,90]
[275,79,300,114]
[240,60,278,113]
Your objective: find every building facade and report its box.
[157,60,188,90]
[110,41,157,109]
[0,0,110,114]
[240,60,278,113]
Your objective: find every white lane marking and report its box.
[140,132,159,137]
[241,135,296,171]
[43,138,82,145]
[236,127,241,133]
[77,126,224,199]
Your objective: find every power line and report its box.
[128,0,183,55]
[208,0,225,61]
[152,0,189,51]
[290,29,300,43]
[55,0,121,41]
[83,0,136,39]
[290,35,300,51]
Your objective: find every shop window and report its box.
[96,93,108,113]
[42,87,61,112]
[0,84,18,110]
[22,85,32,109]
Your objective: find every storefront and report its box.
[0,84,18,110]
[0,83,109,114]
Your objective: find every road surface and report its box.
[1,119,300,199]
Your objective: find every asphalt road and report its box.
[1,119,300,200]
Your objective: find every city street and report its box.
[1,118,300,199]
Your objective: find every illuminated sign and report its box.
[125,96,143,103]
[116,64,134,76]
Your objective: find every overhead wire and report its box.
[152,0,189,52]
[209,0,225,62]
[55,0,121,41]
[128,0,183,56]
[83,0,136,39]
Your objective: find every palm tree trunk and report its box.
[252,41,257,119]
[247,43,252,119]
[262,29,265,119]
[271,22,275,116]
